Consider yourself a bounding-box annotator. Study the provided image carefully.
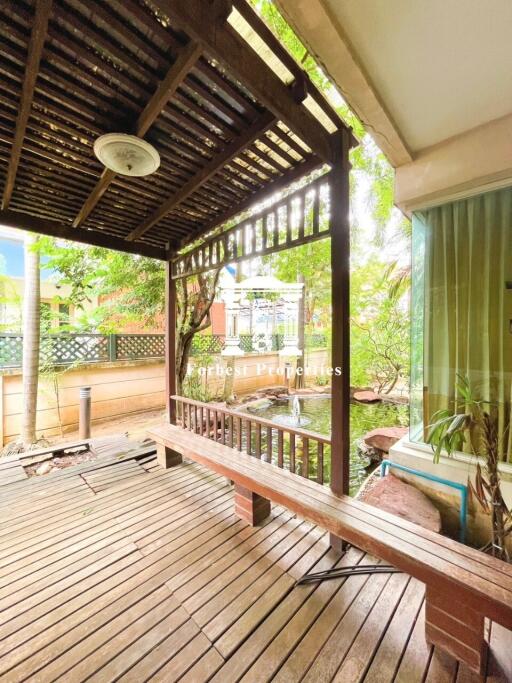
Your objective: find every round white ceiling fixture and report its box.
[93,133,160,177]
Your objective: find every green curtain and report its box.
[415,187,512,462]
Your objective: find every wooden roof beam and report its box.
[72,40,202,229]
[2,0,52,210]
[0,210,169,260]
[149,0,339,164]
[127,111,276,242]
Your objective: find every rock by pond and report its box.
[362,426,408,455]
[360,473,442,533]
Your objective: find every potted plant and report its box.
[427,376,511,562]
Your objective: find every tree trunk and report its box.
[295,273,305,389]
[223,263,241,402]
[21,232,40,447]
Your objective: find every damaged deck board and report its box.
[0,459,510,682]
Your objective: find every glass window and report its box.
[410,187,512,462]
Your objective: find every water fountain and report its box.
[291,395,301,425]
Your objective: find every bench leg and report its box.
[234,484,271,525]
[329,533,350,553]
[156,444,182,469]
[425,587,488,675]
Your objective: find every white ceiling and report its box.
[322,0,512,152]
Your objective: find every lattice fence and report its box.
[41,334,110,366]
[0,332,327,368]
[116,334,165,360]
[0,334,23,368]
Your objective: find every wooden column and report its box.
[329,129,351,552]
[165,260,177,425]
[161,260,181,469]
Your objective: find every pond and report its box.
[244,395,409,495]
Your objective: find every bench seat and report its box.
[148,422,512,675]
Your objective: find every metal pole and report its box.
[79,386,91,439]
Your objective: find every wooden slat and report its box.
[72,40,202,228]
[127,111,276,241]
[150,0,339,164]
[2,0,53,210]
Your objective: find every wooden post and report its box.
[165,260,177,425]
[329,129,351,552]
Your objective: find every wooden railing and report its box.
[172,395,331,485]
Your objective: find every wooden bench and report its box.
[148,422,512,675]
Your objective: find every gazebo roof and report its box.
[0,0,355,261]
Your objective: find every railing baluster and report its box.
[266,426,272,463]
[317,442,324,485]
[246,420,252,456]
[302,437,309,479]
[277,430,284,468]
[228,415,234,448]
[220,412,225,445]
[255,423,262,459]
[169,396,331,488]
[237,417,242,451]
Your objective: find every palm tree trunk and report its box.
[21,232,40,447]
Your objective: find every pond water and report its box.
[244,395,409,495]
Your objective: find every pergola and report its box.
[0,0,355,496]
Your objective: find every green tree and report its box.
[351,259,410,393]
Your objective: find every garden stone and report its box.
[363,426,408,453]
[35,461,53,476]
[362,473,442,533]
[353,390,382,403]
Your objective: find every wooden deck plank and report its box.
[175,646,225,683]
[363,577,426,682]
[301,563,396,682]
[1,457,510,683]
[201,524,325,647]
[140,632,213,683]
[178,512,302,617]
[271,554,386,682]
[34,585,175,681]
[212,533,330,660]
[210,547,358,681]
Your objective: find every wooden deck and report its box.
[0,452,511,682]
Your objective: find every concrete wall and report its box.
[190,348,328,396]
[0,348,329,444]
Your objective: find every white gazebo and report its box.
[220,275,304,357]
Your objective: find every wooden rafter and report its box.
[149,0,337,164]
[0,210,168,260]
[2,0,53,210]
[72,40,202,228]
[127,111,276,241]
